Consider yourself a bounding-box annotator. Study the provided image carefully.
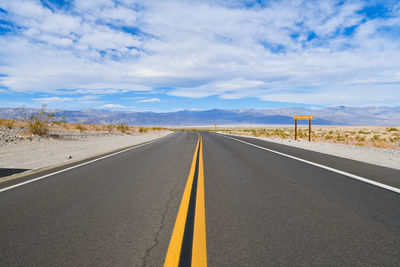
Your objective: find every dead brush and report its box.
[387,127,399,132]
[139,127,148,133]
[75,124,87,132]
[116,122,129,133]
[106,124,115,132]
[27,105,64,136]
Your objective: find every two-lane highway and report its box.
[1,131,399,266]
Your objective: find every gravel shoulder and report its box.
[221,133,400,171]
[1,130,172,171]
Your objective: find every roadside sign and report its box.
[293,115,313,142]
[293,115,313,120]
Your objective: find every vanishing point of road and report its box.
[1,131,399,266]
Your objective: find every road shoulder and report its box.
[0,131,174,185]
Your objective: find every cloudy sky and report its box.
[0,0,399,111]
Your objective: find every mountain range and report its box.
[1,106,400,126]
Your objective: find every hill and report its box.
[0,106,399,126]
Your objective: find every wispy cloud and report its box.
[32,97,74,103]
[137,98,161,103]
[32,95,102,105]
[124,97,146,100]
[100,104,130,110]
[0,0,400,107]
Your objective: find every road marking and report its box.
[192,135,207,267]
[218,133,400,194]
[164,137,199,266]
[164,133,207,267]
[0,133,175,193]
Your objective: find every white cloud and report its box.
[124,97,146,100]
[0,0,400,106]
[137,98,161,103]
[100,104,128,109]
[31,96,104,108]
[32,97,74,103]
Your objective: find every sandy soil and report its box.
[221,132,400,170]
[0,131,172,170]
[221,126,400,149]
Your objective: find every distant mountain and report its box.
[1,106,400,126]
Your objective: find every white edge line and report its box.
[216,133,400,194]
[0,133,175,193]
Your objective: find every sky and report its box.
[0,0,399,112]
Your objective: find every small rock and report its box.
[68,155,72,159]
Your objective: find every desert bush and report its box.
[116,122,129,133]
[75,124,87,132]
[92,125,101,131]
[27,105,64,136]
[139,127,148,133]
[251,129,260,137]
[106,124,115,132]
[298,130,306,138]
[387,127,399,132]
[372,135,381,141]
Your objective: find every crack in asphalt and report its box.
[141,175,180,266]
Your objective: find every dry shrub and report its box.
[27,105,65,136]
[75,124,87,132]
[106,124,115,132]
[116,122,129,133]
[139,127,148,133]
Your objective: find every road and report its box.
[1,131,399,266]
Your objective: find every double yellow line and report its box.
[164,133,207,267]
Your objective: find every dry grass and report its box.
[0,119,30,129]
[0,118,165,137]
[219,126,400,149]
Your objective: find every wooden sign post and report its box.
[293,115,314,141]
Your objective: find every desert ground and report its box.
[219,125,400,149]
[0,119,171,174]
[216,125,400,170]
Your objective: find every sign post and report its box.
[293,115,313,141]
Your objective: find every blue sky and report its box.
[0,0,400,112]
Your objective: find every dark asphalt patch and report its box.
[0,168,30,178]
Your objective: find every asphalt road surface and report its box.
[1,131,399,266]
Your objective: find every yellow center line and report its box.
[192,135,207,267]
[164,133,207,267]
